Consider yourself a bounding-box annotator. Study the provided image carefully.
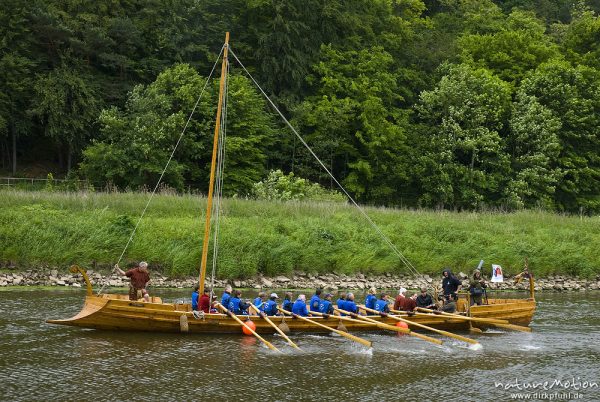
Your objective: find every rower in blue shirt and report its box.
[282,292,294,312]
[220,284,232,310]
[191,285,200,311]
[264,293,279,316]
[228,290,249,315]
[318,293,334,316]
[364,287,377,314]
[309,288,322,311]
[292,294,309,316]
[374,293,390,314]
[336,293,346,310]
[253,291,267,312]
[344,292,359,314]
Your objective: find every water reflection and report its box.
[1,289,599,401]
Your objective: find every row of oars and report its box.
[216,302,530,352]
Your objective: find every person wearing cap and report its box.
[309,288,322,311]
[292,294,309,316]
[264,293,279,316]
[318,293,334,315]
[115,261,150,302]
[282,292,294,312]
[393,287,406,311]
[416,287,435,309]
[253,291,267,312]
[364,287,377,313]
[374,293,390,314]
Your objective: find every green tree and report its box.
[415,63,512,209]
[505,93,562,208]
[294,45,410,204]
[519,60,600,212]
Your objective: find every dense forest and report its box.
[1,0,600,213]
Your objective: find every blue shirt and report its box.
[336,298,345,309]
[221,292,231,310]
[375,298,389,313]
[282,299,293,312]
[309,295,321,311]
[345,300,358,314]
[191,291,199,311]
[365,294,377,310]
[264,299,278,316]
[319,300,333,314]
[292,300,309,316]
[229,297,244,314]
[253,297,265,312]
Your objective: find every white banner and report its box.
[491,264,504,282]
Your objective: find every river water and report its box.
[1,289,599,401]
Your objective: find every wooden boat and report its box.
[47,33,536,341]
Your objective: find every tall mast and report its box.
[199,32,229,296]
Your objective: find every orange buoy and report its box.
[242,320,256,335]
[395,321,409,335]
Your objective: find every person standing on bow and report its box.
[292,294,309,316]
[364,287,377,314]
[115,262,150,302]
[468,270,487,306]
[441,268,462,299]
[309,288,322,312]
[374,293,390,314]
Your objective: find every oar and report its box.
[310,310,410,335]
[277,307,372,348]
[249,304,300,350]
[336,307,443,346]
[414,307,532,333]
[215,303,281,352]
[357,305,479,346]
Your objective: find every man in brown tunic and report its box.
[115,262,150,301]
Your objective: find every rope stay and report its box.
[228,47,431,289]
[98,45,225,295]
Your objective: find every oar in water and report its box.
[336,307,443,346]
[215,303,281,352]
[357,305,480,346]
[248,304,300,350]
[414,307,532,333]
[277,307,372,348]
[310,310,410,335]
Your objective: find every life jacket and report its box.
[375,299,389,313]
[319,300,333,314]
[365,294,377,310]
[264,299,278,316]
[292,300,308,316]
[229,297,242,314]
[309,295,321,311]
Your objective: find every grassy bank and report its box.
[1,190,599,278]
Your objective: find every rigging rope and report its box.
[97,45,225,295]
[229,48,432,290]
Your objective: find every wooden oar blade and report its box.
[491,323,533,333]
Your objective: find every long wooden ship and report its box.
[47,33,536,346]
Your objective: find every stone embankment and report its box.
[1,269,600,292]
